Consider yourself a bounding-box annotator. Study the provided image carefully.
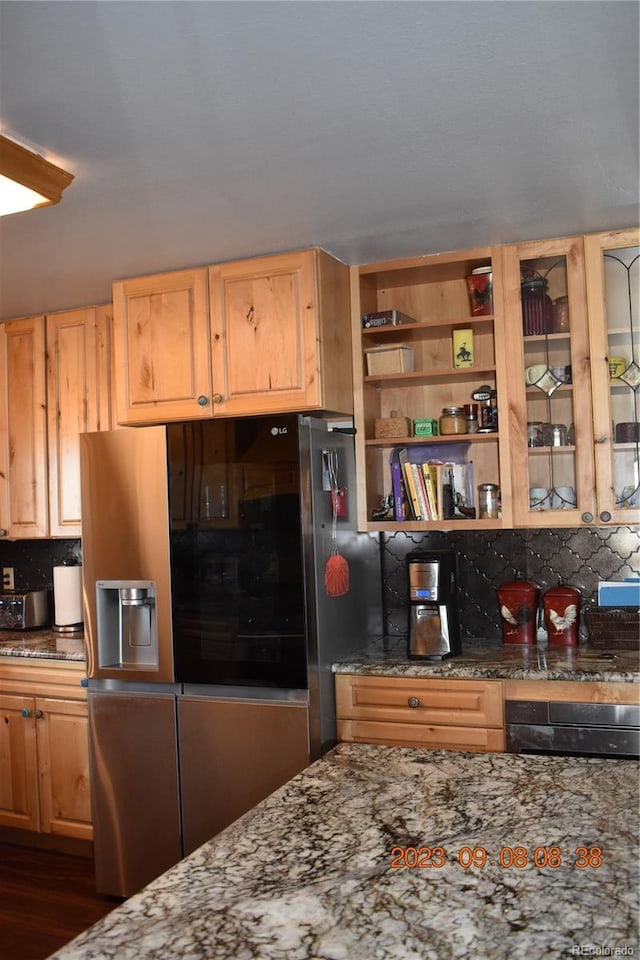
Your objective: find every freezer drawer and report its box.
[88,691,181,897]
[178,696,310,855]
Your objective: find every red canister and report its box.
[543,582,581,647]
[466,266,493,316]
[496,579,540,645]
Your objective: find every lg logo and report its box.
[270,426,288,436]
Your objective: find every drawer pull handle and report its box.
[407,696,421,709]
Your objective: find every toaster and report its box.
[0,590,51,630]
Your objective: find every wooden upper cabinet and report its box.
[208,249,353,417]
[500,236,596,527]
[584,228,640,526]
[0,306,113,540]
[113,268,211,424]
[113,251,353,424]
[46,305,114,537]
[349,246,511,532]
[0,316,48,537]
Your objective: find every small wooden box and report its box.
[374,415,411,439]
[365,344,414,375]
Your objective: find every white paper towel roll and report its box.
[53,564,84,626]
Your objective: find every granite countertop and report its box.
[333,636,640,683]
[48,742,639,960]
[0,629,86,662]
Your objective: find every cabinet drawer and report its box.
[338,718,505,753]
[335,675,504,728]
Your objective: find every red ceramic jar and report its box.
[496,579,540,645]
[466,266,493,316]
[543,583,581,647]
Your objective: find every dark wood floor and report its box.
[0,843,117,960]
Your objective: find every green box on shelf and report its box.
[414,418,439,437]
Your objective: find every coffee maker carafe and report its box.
[407,550,460,659]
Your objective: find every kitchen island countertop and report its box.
[0,629,85,662]
[333,636,640,683]
[47,742,638,960]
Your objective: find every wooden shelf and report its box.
[363,517,504,532]
[362,315,494,338]
[613,441,640,452]
[527,445,576,454]
[523,332,571,344]
[365,366,496,386]
[366,433,499,448]
[525,383,573,396]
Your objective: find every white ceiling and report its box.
[0,0,638,321]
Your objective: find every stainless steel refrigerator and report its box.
[80,415,382,897]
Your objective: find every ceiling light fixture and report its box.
[0,134,74,217]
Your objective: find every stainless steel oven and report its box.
[506,699,640,759]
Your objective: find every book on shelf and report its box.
[389,449,409,521]
[420,462,437,519]
[390,446,475,521]
[397,447,422,520]
[410,462,431,521]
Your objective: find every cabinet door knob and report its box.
[0,529,7,537]
[581,512,594,523]
[197,395,209,407]
[34,709,44,719]
[212,393,223,404]
[80,677,89,688]
[599,511,612,523]
[21,708,31,718]
[407,696,421,708]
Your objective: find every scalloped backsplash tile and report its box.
[382,526,640,642]
[1,528,638,644]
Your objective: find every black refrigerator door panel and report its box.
[178,696,310,856]
[88,692,182,898]
[167,416,307,688]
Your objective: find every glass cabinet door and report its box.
[585,229,640,525]
[501,237,595,526]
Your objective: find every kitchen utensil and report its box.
[496,578,540,645]
[324,449,349,597]
[615,421,640,443]
[529,487,550,510]
[525,365,563,395]
[521,277,553,335]
[407,549,460,659]
[552,295,570,332]
[465,266,493,316]
[543,581,581,647]
[551,486,576,509]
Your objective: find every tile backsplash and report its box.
[0,540,81,592]
[382,526,640,642]
[1,527,638,645]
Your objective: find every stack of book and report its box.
[390,446,474,521]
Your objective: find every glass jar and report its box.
[478,483,500,519]
[552,295,570,332]
[439,406,467,435]
[521,278,553,336]
[527,421,544,447]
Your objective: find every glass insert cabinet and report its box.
[350,229,639,531]
[501,235,595,527]
[585,229,640,525]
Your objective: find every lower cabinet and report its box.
[0,667,92,840]
[335,674,505,752]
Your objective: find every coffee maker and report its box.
[407,549,461,659]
